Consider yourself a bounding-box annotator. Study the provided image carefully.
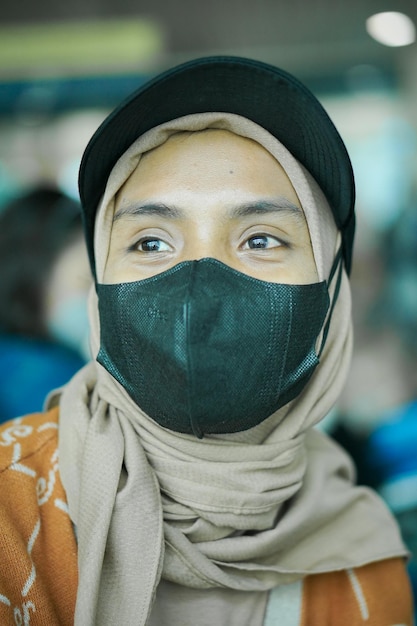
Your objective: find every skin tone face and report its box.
[103,129,318,285]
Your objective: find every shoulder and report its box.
[0,408,64,533]
[300,558,414,626]
[0,407,78,625]
[0,407,59,473]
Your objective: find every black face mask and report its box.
[97,258,334,438]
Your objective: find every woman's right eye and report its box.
[135,238,171,253]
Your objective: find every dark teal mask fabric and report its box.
[97,258,330,437]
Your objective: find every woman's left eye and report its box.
[243,235,281,250]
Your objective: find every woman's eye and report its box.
[244,235,281,250]
[136,238,171,253]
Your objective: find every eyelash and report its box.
[128,232,288,255]
[130,237,171,253]
[242,234,284,250]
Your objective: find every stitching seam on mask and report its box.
[184,262,202,438]
[273,287,293,404]
[259,284,279,401]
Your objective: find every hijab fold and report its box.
[52,113,407,625]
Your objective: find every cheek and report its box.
[101,221,133,282]
[103,249,128,283]
[297,246,318,283]
[295,223,318,283]
[102,242,125,283]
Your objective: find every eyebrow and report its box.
[113,202,182,221]
[113,197,303,222]
[229,198,303,220]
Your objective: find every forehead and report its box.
[117,128,301,208]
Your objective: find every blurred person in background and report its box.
[0,57,414,625]
[0,185,91,422]
[328,188,417,615]
[374,189,417,361]
[355,194,417,610]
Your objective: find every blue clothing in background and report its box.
[368,400,417,616]
[0,333,85,423]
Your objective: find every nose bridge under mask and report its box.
[96,258,330,437]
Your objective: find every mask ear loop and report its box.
[318,246,344,358]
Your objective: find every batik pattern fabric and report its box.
[0,408,77,625]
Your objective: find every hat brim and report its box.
[79,56,355,277]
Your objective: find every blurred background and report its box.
[0,0,416,604]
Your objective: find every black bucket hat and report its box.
[79,55,355,278]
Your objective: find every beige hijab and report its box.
[52,113,407,625]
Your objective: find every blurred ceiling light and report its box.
[0,19,165,79]
[366,11,416,47]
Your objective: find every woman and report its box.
[0,57,413,625]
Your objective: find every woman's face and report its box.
[103,129,317,285]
